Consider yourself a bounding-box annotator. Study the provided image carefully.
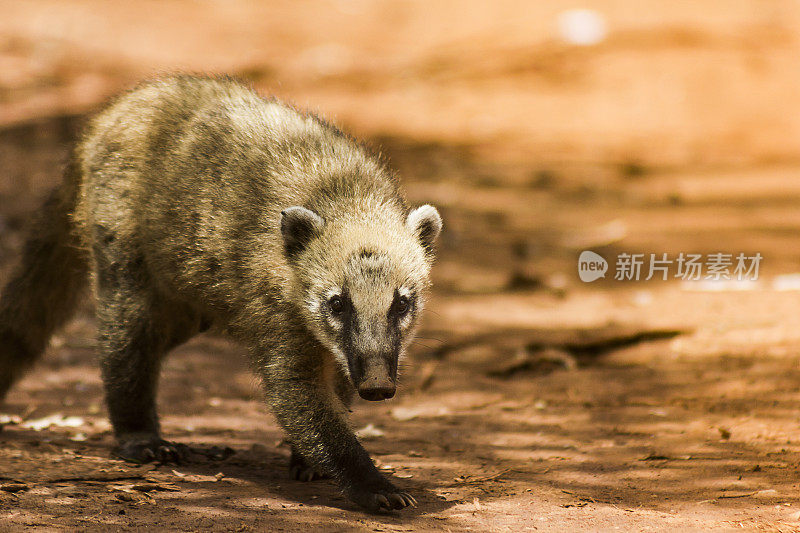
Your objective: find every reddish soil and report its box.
[3,2,800,531]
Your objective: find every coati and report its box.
[0,75,442,512]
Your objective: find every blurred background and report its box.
[4,1,800,530]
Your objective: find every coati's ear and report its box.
[406,204,442,256]
[281,206,325,258]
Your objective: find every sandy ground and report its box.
[3,2,800,531]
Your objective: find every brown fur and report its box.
[0,75,441,512]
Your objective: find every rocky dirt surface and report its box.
[3,2,800,531]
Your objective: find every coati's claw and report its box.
[369,490,416,511]
[347,481,417,512]
[389,492,416,508]
[115,436,190,465]
[290,465,326,482]
[376,494,390,509]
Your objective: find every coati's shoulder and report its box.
[79,74,391,185]
[83,74,349,147]
[80,75,284,146]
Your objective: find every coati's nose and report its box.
[356,357,396,401]
[358,384,396,401]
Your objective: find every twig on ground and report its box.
[454,468,512,484]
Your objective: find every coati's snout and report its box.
[351,352,397,401]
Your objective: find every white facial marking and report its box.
[324,288,341,299]
[323,288,344,329]
[330,346,350,376]
[398,287,414,329]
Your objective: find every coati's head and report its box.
[280,203,442,401]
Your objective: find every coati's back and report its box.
[74,75,407,319]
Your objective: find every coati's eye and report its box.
[395,296,410,316]
[328,295,344,315]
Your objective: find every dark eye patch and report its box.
[389,290,415,320]
[395,296,410,316]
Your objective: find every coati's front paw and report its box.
[346,478,417,512]
[289,448,329,482]
[115,435,189,464]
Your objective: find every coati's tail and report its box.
[0,161,87,399]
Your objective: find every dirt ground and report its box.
[3,2,800,531]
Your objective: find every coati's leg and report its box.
[0,171,86,399]
[289,365,353,482]
[262,344,414,512]
[93,242,196,464]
